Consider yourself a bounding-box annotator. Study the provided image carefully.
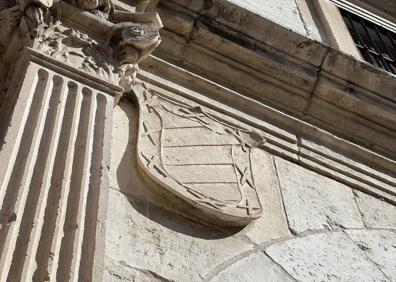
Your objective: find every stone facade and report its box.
[105,82,396,282]
[0,0,395,281]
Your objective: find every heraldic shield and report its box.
[134,83,265,226]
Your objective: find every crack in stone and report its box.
[202,249,257,282]
[352,190,368,229]
[106,258,175,282]
[272,157,298,236]
[301,48,331,118]
[262,251,298,282]
[293,0,310,37]
[343,230,393,282]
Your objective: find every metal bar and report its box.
[373,25,394,61]
[344,11,375,64]
[340,8,396,74]
[386,30,396,58]
[359,18,391,72]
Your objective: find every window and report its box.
[340,8,396,74]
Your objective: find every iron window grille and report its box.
[340,8,396,74]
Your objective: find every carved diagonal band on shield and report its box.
[134,83,265,226]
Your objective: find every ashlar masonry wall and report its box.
[104,96,396,282]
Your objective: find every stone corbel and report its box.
[0,0,162,93]
[108,21,161,92]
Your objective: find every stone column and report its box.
[0,1,161,281]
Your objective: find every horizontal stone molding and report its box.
[136,61,396,205]
[152,0,396,162]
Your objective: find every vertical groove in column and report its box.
[7,75,65,282]
[44,82,83,282]
[0,65,39,213]
[32,80,79,281]
[78,93,108,281]
[0,63,115,282]
[0,69,53,282]
[57,87,96,281]
[21,75,69,282]
[93,94,114,282]
[71,88,97,282]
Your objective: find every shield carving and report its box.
[135,84,264,226]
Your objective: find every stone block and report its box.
[346,229,396,281]
[243,150,291,244]
[104,258,170,282]
[210,251,294,282]
[274,157,364,234]
[226,0,307,36]
[354,191,396,229]
[266,232,390,282]
[105,189,254,282]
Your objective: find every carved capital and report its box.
[0,0,162,93]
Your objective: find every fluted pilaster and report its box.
[0,61,115,281]
[0,1,161,280]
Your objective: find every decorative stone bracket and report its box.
[0,0,162,93]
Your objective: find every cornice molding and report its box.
[137,60,396,205]
[151,0,396,162]
[133,0,396,204]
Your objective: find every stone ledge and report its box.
[151,0,396,161]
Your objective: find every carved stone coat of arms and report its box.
[134,84,265,226]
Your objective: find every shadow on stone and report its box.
[115,98,242,239]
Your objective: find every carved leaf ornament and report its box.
[0,0,162,92]
[134,84,265,226]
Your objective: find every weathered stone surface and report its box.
[295,0,325,41]
[133,83,265,226]
[0,62,117,281]
[109,100,308,281]
[109,99,168,204]
[2,0,396,282]
[243,150,291,244]
[157,0,396,172]
[105,189,254,282]
[104,258,172,282]
[354,191,396,229]
[346,230,396,281]
[109,100,135,191]
[299,139,396,203]
[266,232,390,282]
[210,251,294,282]
[227,0,307,37]
[275,157,364,234]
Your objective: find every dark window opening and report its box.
[340,9,396,74]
